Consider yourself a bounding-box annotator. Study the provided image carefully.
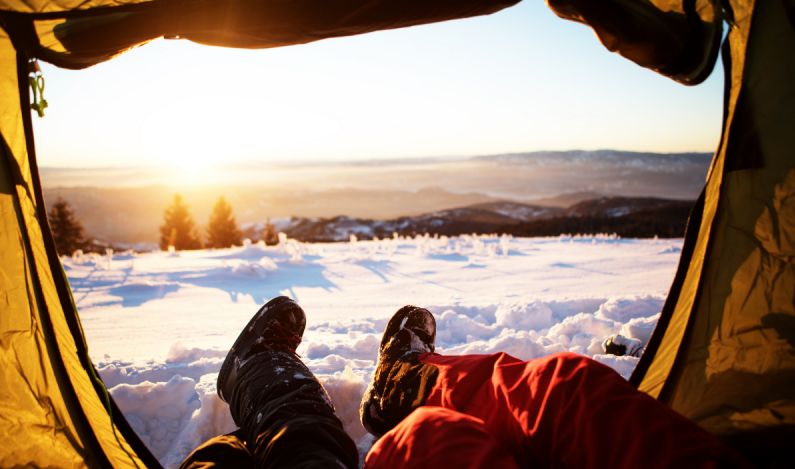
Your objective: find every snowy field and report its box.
[65,234,682,467]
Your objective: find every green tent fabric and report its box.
[1,0,793,467]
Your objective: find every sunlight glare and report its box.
[139,94,341,170]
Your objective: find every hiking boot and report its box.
[602,334,644,358]
[360,305,437,436]
[217,296,306,404]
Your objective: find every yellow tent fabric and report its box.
[548,0,795,461]
[1,28,147,469]
[644,0,795,455]
[1,0,793,467]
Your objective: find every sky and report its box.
[32,1,725,170]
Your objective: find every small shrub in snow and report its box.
[500,235,511,256]
[286,239,304,263]
[368,240,378,258]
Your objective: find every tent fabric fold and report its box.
[625,0,795,461]
[1,0,793,467]
[547,0,723,85]
[3,0,520,69]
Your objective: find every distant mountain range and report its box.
[241,196,695,244]
[500,198,695,239]
[39,149,713,190]
[42,149,711,247]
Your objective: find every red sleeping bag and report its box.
[365,352,751,469]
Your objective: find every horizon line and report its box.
[39,148,715,171]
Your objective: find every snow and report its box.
[65,234,682,468]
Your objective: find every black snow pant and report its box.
[180,350,359,469]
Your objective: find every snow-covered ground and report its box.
[65,234,682,468]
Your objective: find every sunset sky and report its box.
[32,1,725,170]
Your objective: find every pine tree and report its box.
[206,196,242,249]
[262,218,278,245]
[159,194,202,250]
[48,197,90,255]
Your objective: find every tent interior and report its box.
[1,0,793,467]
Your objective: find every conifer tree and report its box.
[159,194,202,250]
[206,196,242,249]
[48,197,90,255]
[262,218,278,245]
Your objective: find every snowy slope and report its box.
[65,234,682,468]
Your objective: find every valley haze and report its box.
[41,150,712,246]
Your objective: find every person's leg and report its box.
[179,429,253,469]
[364,407,520,469]
[204,296,358,469]
[229,349,358,469]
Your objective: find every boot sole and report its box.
[216,296,304,403]
[379,305,436,354]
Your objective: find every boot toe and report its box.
[217,296,306,403]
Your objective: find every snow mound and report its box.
[591,354,640,380]
[620,313,661,345]
[659,245,682,254]
[224,239,269,259]
[318,367,370,442]
[435,310,498,345]
[97,353,225,389]
[595,295,663,323]
[162,374,237,469]
[228,257,278,279]
[305,334,380,360]
[305,354,374,374]
[113,250,138,260]
[495,301,556,331]
[111,375,204,463]
[110,373,238,469]
[167,342,227,364]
